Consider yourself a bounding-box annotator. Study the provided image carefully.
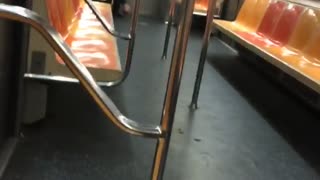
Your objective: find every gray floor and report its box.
[3,17,320,180]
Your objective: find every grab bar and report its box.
[84,0,140,87]
[84,0,131,40]
[0,0,196,178]
[0,4,160,138]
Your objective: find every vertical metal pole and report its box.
[190,0,216,109]
[151,0,195,179]
[12,0,31,135]
[122,0,140,80]
[161,0,176,60]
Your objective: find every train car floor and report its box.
[2,17,320,180]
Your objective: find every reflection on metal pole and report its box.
[161,0,176,60]
[151,0,195,178]
[191,0,216,109]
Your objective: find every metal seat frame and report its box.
[0,0,196,179]
[24,0,140,87]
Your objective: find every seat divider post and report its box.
[190,0,217,109]
[150,0,195,179]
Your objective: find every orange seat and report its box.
[213,0,270,33]
[235,0,258,26]
[246,3,304,49]
[55,1,78,37]
[243,0,271,31]
[265,8,320,81]
[288,27,320,80]
[272,29,320,81]
[238,0,271,31]
[269,8,320,59]
[212,0,320,92]
[269,4,304,45]
[257,1,287,38]
[46,0,63,35]
[194,0,208,12]
[237,1,290,47]
[288,9,320,51]
[45,0,121,71]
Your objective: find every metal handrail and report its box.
[84,0,140,87]
[0,4,161,138]
[25,0,139,87]
[84,0,131,40]
[0,0,196,178]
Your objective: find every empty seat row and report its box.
[213,0,320,92]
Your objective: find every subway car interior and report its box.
[0,0,320,179]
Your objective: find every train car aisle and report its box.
[3,17,320,180]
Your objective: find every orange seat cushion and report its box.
[46,0,121,71]
[194,0,209,12]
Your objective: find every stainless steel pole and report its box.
[190,0,216,109]
[151,0,195,179]
[161,0,176,60]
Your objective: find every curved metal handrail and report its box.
[0,3,161,138]
[103,0,140,87]
[51,0,140,87]
[84,0,131,40]
[26,0,140,87]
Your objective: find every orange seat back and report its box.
[236,0,258,25]
[72,0,85,16]
[72,0,81,10]
[288,9,320,51]
[247,0,270,31]
[236,0,270,31]
[46,0,62,34]
[269,4,304,45]
[257,0,287,38]
[304,26,320,60]
[46,0,82,37]
[194,0,208,10]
